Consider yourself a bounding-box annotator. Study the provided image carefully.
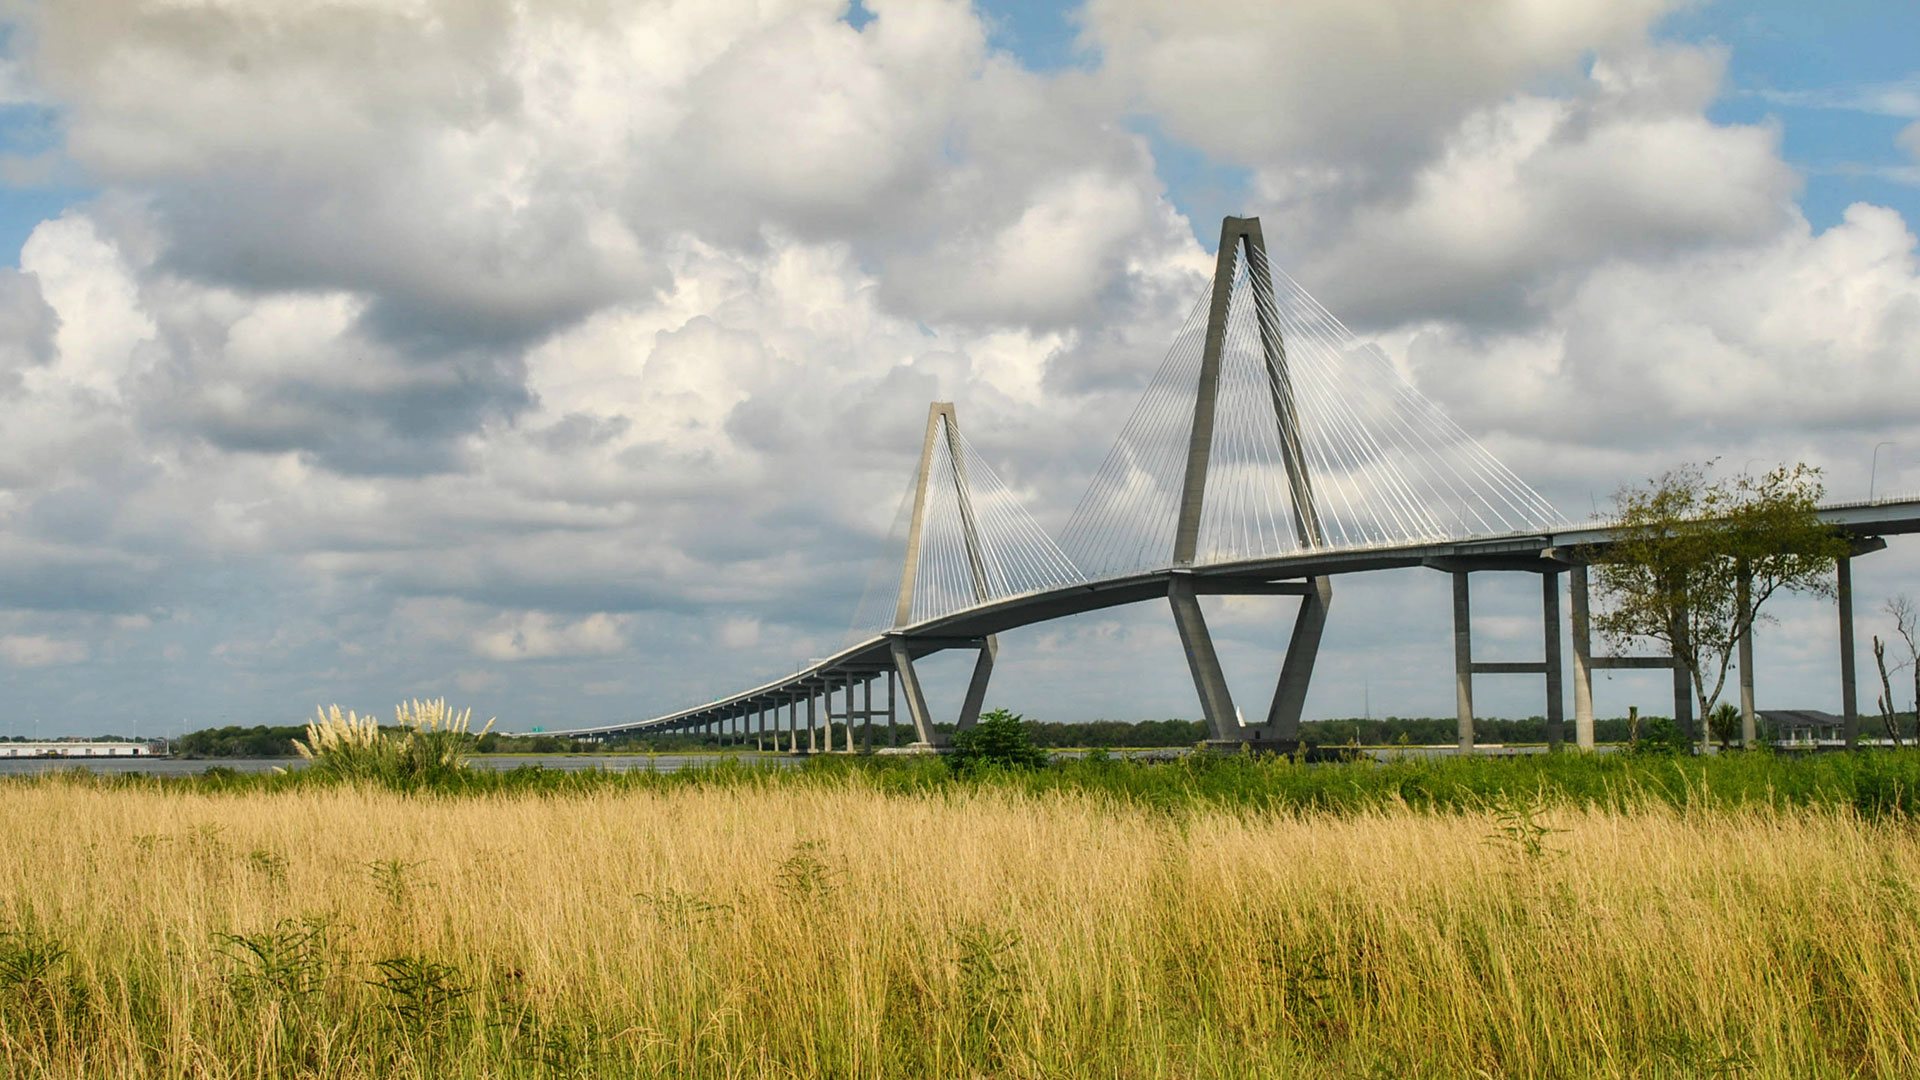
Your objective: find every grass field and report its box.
[5,758,1920,1078]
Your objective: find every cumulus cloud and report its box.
[1400,203,1920,454]
[1279,48,1798,326]
[1083,0,1675,175]
[471,612,630,662]
[0,633,88,668]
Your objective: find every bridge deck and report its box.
[547,496,1920,740]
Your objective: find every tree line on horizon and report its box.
[157,712,1920,758]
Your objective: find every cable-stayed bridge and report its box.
[556,217,1920,751]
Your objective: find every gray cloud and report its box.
[0,267,57,393]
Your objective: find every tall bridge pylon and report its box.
[888,402,1082,747]
[1169,217,1332,748]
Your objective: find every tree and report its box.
[1707,702,1741,751]
[1887,595,1918,732]
[1872,636,1904,747]
[1589,462,1848,753]
[949,709,1048,773]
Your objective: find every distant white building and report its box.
[0,741,161,758]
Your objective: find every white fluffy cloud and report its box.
[1083,0,1675,173]
[0,633,87,668]
[1399,203,1920,462]
[1281,47,1799,326]
[0,0,1917,730]
[471,612,630,663]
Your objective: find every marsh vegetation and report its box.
[6,747,1920,1077]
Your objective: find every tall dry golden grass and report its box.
[2,779,1918,1077]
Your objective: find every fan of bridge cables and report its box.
[1058,251,1562,579]
[846,411,1084,636]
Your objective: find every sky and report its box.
[1,0,1918,738]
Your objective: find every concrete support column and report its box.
[1543,572,1564,751]
[824,682,836,753]
[1570,564,1595,751]
[886,670,897,749]
[861,679,873,753]
[756,706,764,753]
[1264,577,1332,747]
[957,637,997,733]
[1839,554,1859,748]
[843,678,856,753]
[827,681,838,753]
[825,681,837,753]
[806,692,818,753]
[1169,576,1239,743]
[890,639,938,747]
[1452,571,1474,751]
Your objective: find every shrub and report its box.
[295,699,494,787]
[1627,716,1693,756]
[294,706,394,781]
[950,709,1048,774]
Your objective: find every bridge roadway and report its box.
[553,495,1920,744]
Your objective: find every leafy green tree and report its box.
[950,709,1048,773]
[1590,462,1848,752]
[173,725,306,758]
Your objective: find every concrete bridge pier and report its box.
[861,679,873,753]
[1837,538,1888,748]
[848,672,864,749]
[889,634,996,751]
[1440,563,1566,752]
[1568,562,1691,747]
[885,670,898,749]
